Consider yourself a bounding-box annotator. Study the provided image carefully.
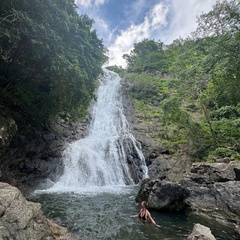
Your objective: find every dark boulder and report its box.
[183,180,240,224]
[189,162,239,183]
[136,179,190,211]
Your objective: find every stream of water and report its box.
[35,70,236,239]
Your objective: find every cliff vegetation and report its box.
[109,0,240,163]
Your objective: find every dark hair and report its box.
[142,201,148,208]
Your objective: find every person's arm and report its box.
[130,210,140,218]
[131,212,139,218]
[146,210,160,227]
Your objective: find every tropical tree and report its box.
[123,39,167,73]
[194,0,240,107]
[0,0,107,123]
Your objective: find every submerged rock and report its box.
[0,182,77,240]
[187,223,216,240]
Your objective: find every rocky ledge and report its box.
[136,161,240,238]
[0,182,80,240]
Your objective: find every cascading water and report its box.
[51,69,147,191]
[35,70,234,240]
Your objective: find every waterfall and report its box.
[52,69,148,191]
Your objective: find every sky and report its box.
[74,0,218,67]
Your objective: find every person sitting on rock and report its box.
[131,201,160,227]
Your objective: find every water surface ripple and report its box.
[34,186,235,240]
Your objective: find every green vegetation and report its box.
[0,0,107,124]
[123,40,168,73]
[122,0,240,162]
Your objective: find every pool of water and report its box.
[33,186,235,240]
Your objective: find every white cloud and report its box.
[93,17,115,45]
[95,0,108,6]
[75,0,113,44]
[75,0,90,6]
[75,0,107,7]
[107,3,169,67]
[107,0,219,67]
[75,0,218,67]
[161,0,218,43]
[125,0,147,22]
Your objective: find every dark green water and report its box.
[33,186,235,240]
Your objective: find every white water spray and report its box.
[51,70,147,191]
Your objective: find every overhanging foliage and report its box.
[0,0,107,123]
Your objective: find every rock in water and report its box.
[187,223,216,240]
[136,179,190,211]
[0,182,71,240]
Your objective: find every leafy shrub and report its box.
[211,106,239,120]
[127,73,170,101]
[207,147,240,162]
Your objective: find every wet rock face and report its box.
[122,137,147,184]
[189,162,239,183]
[0,115,90,191]
[0,117,17,148]
[0,182,70,240]
[136,179,190,211]
[121,80,192,183]
[180,162,240,221]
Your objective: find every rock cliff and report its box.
[121,80,192,183]
[0,182,78,240]
[0,113,90,192]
